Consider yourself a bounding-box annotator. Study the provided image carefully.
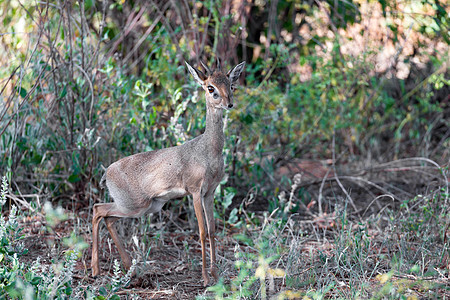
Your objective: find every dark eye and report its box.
[230,85,235,92]
[207,86,214,93]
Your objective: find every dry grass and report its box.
[9,157,448,299]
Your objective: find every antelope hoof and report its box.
[202,271,210,287]
[92,269,100,278]
[130,267,137,279]
[91,262,100,278]
[211,266,218,281]
[123,257,132,271]
[203,278,210,287]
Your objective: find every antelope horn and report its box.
[216,57,222,72]
[200,60,211,75]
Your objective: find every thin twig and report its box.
[332,133,360,216]
[123,2,169,65]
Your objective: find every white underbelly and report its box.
[145,188,188,214]
[156,188,188,200]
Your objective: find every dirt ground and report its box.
[13,158,450,299]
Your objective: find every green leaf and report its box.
[30,276,42,286]
[242,113,254,125]
[65,285,73,295]
[25,272,32,281]
[18,87,27,98]
[60,85,67,98]
[206,278,228,296]
[233,234,254,246]
[223,187,236,210]
[6,284,21,298]
[99,286,107,296]
[68,173,80,183]
[228,208,238,224]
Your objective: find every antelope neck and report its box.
[203,101,225,153]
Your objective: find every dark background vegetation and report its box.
[0,0,448,298]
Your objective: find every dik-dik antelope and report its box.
[91,59,245,286]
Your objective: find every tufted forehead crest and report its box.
[210,72,230,87]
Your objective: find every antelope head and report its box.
[186,58,246,110]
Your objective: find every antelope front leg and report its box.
[193,193,209,286]
[203,193,218,280]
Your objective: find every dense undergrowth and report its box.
[0,0,449,298]
[0,174,448,298]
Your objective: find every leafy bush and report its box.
[0,0,447,206]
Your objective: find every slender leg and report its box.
[91,202,143,276]
[105,216,132,270]
[203,193,218,280]
[193,193,209,286]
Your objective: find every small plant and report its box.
[0,205,30,298]
[371,266,435,300]
[0,176,8,207]
[95,259,137,300]
[207,224,287,299]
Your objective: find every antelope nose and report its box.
[228,103,233,108]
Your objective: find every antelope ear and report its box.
[185,61,207,85]
[227,61,246,84]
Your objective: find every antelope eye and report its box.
[230,85,235,91]
[207,86,214,93]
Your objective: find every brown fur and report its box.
[91,60,245,286]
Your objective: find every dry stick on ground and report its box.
[359,157,447,175]
[317,168,331,216]
[116,289,176,296]
[361,194,395,217]
[6,193,43,217]
[331,134,360,217]
[295,160,443,217]
[339,176,400,201]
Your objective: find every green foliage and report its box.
[0,206,29,296]
[205,223,288,299]
[372,267,436,300]
[205,182,448,299]
[0,1,448,297]
[0,0,447,206]
[0,177,135,299]
[94,259,137,300]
